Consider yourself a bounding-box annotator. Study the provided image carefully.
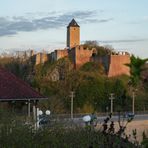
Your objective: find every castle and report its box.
[32,19,130,77]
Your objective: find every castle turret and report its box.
[67,19,80,49]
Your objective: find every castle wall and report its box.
[33,49,130,78]
[35,53,41,65]
[50,49,68,62]
[50,51,56,62]
[100,56,110,74]
[74,45,93,69]
[56,49,68,60]
[35,53,49,65]
[68,47,76,68]
[107,53,130,77]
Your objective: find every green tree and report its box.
[80,62,105,74]
[125,55,148,113]
[125,55,148,87]
[83,40,113,56]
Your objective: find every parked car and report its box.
[124,112,135,119]
[127,112,135,118]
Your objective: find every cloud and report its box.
[98,39,148,44]
[0,10,113,37]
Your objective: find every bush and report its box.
[0,112,136,148]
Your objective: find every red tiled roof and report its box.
[0,68,47,101]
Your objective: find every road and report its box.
[70,114,148,126]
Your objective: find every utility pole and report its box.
[109,93,115,114]
[132,91,135,114]
[132,89,137,114]
[70,91,75,120]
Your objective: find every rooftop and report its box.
[67,19,80,28]
[0,68,47,101]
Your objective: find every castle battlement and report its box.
[112,51,130,56]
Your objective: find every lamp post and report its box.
[69,91,75,120]
[36,108,51,129]
[109,93,115,114]
[106,106,109,116]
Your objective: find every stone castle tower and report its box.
[67,19,80,49]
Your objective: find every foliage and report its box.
[125,55,148,112]
[0,54,147,113]
[0,111,136,148]
[75,74,106,112]
[83,40,113,56]
[125,55,148,87]
[0,57,34,83]
[141,131,148,147]
[30,59,132,113]
[80,62,105,74]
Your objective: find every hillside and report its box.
[0,54,147,113]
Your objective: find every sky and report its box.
[0,0,148,58]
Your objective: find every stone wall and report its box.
[49,49,68,62]
[68,47,76,69]
[35,52,49,65]
[32,49,131,78]
[56,49,68,60]
[107,53,130,77]
[73,45,93,69]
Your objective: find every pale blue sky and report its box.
[0,0,148,58]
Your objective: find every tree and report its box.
[83,40,114,56]
[125,55,148,113]
[80,62,105,74]
[125,55,148,87]
[83,40,98,48]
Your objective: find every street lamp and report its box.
[109,93,115,114]
[69,91,75,120]
[45,110,51,115]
